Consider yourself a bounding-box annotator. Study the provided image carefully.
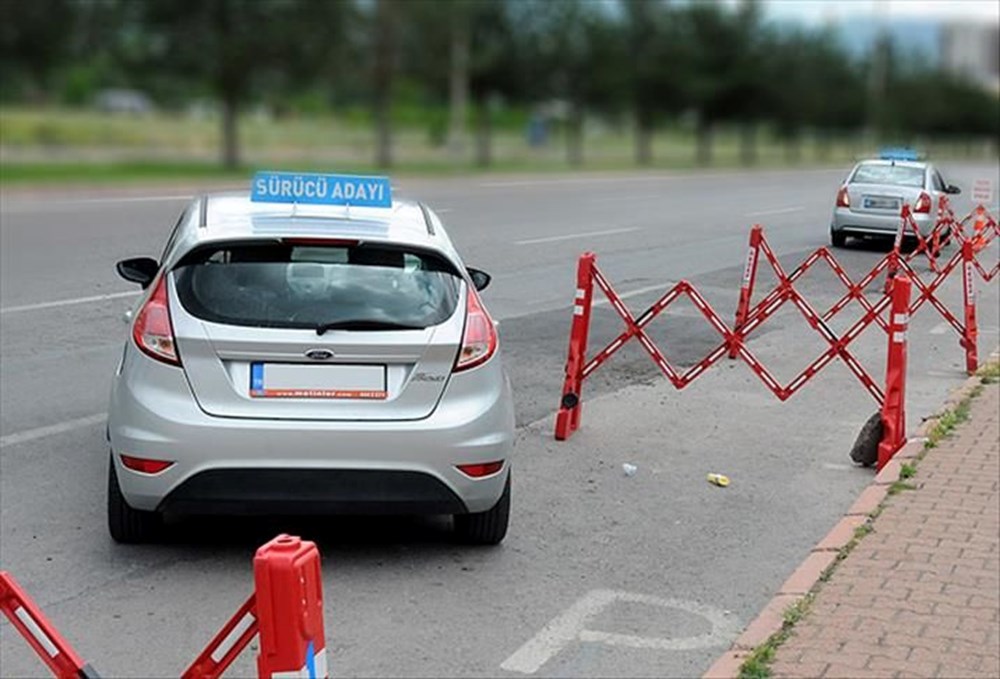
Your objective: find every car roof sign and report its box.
[878,147,919,162]
[251,171,392,208]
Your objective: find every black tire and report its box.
[831,231,847,248]
[108,456,162,543]
[454,474,510,545]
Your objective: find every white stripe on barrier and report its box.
[893,331,907,343]
[575,288,586,300]
[210,611,256,663]
[573,306,584,316]
[270,647,328,678]
[14,606,60,658]
[893,313,909,325]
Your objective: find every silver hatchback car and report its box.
[830,152,961,247]
[107,173,515,544]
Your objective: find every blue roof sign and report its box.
[879,148,919,161]
[251,172,392,208]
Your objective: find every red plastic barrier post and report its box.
[878,276,912,471]
[554,253,596,440]
[0,572,99,679]
[885,206,908,293]
[961,239,979,375]
[729,225,763,359]
[254,535,328,679]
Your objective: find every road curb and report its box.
[701,356,996,679]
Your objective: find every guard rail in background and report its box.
[1,534,327,679]
[0,572,100,679]
[554,226,913,471]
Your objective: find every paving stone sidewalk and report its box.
[769,382,1000,678]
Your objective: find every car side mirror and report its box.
[467,268,491,292]
[116,257,159,289]
[945,184,961,195]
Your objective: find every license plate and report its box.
[863,197,899,210]
[250,363,387,399]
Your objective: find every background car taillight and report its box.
[913,191,932,214]
[836,186,850,208]
[132,274,180,366]
[454,285,498,372]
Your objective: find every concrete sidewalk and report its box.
[707,375,1000,678]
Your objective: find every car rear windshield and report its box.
[850,164,925,188]
[173,241,461,330]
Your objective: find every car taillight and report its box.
[454,285,498,372]
[132,274,180,366]
[914,192,932,213]
[455,461,504,478]
[836,186,850,208]
[120,454,174,474]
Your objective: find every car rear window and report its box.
[173,241,461,330]
[850,164,925,188]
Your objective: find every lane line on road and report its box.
[481,167,842,189]
[745,206,804,217]
[592,281,675,307]
[1,291,139,315]
[1,194,193,214]
[1,414,106,449]
[515,227,639,246]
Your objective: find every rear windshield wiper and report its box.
[315,319,425,335]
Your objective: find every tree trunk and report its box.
[695,116,713,166]
[475,100,492,168]
[221,94,239,170]
[567,105,584,167]
[373,0,397,169]
[739,121,757,166]
[784,134,802,164]
[816,130,833,162]
[447,6,470,160]
[635,109,653,166]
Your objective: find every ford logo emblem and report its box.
[305,349,334,361]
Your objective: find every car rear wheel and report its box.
[454,474,510,545]
[108,455,162,543]
[830,231,847,248]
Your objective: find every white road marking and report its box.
[929,322,951,335]
[592,282,675,307]
[745,206,804,218]
[499,589,740,675]
[481,167,841,189]
[1,194,193,214]
[0,414,106,449]
[0,291,139,315]
[515,227,639,246]
[822,462,854,471]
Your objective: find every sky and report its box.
[760,0,1000,26]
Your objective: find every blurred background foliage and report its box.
[0,0,997,179]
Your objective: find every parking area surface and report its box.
[2,163,998,677]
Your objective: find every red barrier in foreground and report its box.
[184,534,328,679]
[0,572,99,679]
[554,227,913,471]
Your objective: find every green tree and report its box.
[0,0,78,101]
[119,0,344,169]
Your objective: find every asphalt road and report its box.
[1,163,998,678]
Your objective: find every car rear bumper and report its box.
[159,468,469,515]
[108,344,515,514]
[830,207,934,237]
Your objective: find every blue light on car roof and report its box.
[878,148,919,161]
[251,171,392,208]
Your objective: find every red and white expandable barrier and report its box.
[0,571,100,679]
[554,226,914,470]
